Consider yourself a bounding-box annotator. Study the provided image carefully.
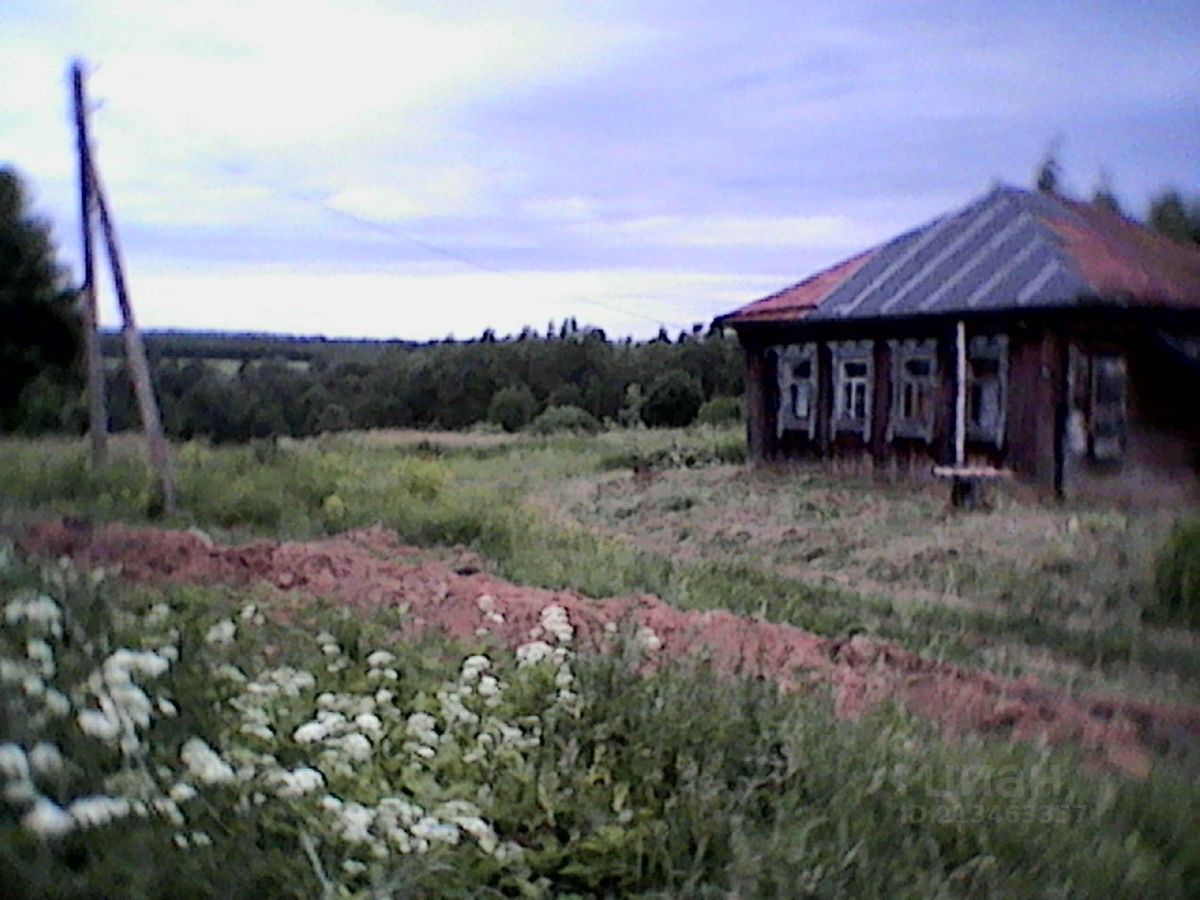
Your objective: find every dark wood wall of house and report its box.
[735,310,1200,502]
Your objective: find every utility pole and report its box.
[72,59,177,515]
[72,61,107,467]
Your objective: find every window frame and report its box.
[829,340,874,439]
[965,334,1008,446]
[1089,352,1127,462]
[887,339,938,442]
[774,343,818,439]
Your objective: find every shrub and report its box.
[695,395,743,426]
[546,383,584,409]
[640,371,703,428]
[486,386,537,433]
[526,405,600,435]
[1153,517,1200,627]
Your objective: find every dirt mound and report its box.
[20,520,1200,776]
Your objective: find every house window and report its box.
[841,362,869,418]
[830,340,873,438]
[775,344,818,438]
[1090,354,1126,461]
[888,339,938,441]
[966,335,1007,445]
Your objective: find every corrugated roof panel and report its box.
[719,185,1200,326]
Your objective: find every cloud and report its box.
[103,262,782,339]
[601,214,860,248]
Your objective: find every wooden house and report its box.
[715,186,1200,501]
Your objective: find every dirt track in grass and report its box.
[19,519,1200,778]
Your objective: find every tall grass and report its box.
[2,548,1197,898]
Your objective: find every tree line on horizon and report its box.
[99,322,745,442]
[3,162,1200,441]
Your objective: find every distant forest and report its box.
[99,320,745,442]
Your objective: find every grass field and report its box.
[1,427,1198,896]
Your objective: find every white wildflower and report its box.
[25,638,55,677]
[193,831,212,847]
[454,815,497,852]
[78,708,121,742]
[460,655,490,683]
[145,602,172,625]
[366,650,395,668]
[216,664,247,683]
[21,674,43,696]
[411,816,459,845]
[274,766,325,799]
[5,594,63,637]
[68,795,131,829]
[239,603,258,621]
[4,778,37,804]
[636,625,663,652]
[342,859,367,876]
[354,713,382,735]
[374,688,395,705]
[154,797,186,826]
[338,802,376,843]
[0,743,30,780]
[110,683,154,728]
[476,594,495,612]
[43,687,71,718]
[240,723,275,741]
[204,619,236,645]
[315,631,337,645]
[321,643,340,657]
[293,721,327,744]
[157,698,178,717]
[338,733,373,762]
[28,742,63,776]
[23,797,74,837]
[169,782,198,803]
[405,712,439,745]
[414,745,436,760]
[516,640,554,666]
[180,737,235,785]
[477,675,501,699]
[540,605,574,644]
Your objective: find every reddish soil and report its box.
[20,520,1200,777]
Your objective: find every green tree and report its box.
[641,370,704,428]
[0,166,82,432]
[1148,190,1200,245]
[1091,173,1124,217]
[487,384,537,432]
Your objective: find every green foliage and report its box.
[526,405,600,435]
[2,548,1199,897]
[1148,190,1200,245]
[96,325,745,442]
[1153,517,1200,627]
[0,167,82,434]
[486,385,537,433]
[640,370,704,428]
[695,395,742,426]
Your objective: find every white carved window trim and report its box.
[775,343,818,439]
[830,340,873,439]
[966,334,1007,445]
[887,339,938,442]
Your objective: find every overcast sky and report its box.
[3,0,1197,340]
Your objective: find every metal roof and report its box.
[720,186,1200,325]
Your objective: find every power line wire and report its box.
[96,107,696,333]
